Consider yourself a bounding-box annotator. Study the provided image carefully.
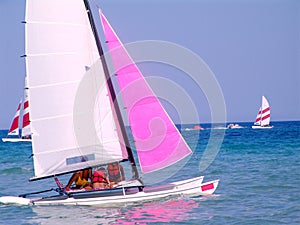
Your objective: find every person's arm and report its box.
[66,173,78,188]
[88,168,92,182]
[120,166,125,181]
[105,175,110,186]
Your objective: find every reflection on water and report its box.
[114,199,200,224]
[30,197,200,224]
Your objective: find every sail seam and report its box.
[29,80,81,89]
[32,113,74,122]
[26,52,77,57]
[26,20,90,28]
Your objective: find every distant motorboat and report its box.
[184,125,204,131]
[227,123,243,129]
[193,125,204,130]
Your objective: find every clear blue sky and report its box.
[0,0,299,129]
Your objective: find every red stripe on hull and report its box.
[201,183,214,192]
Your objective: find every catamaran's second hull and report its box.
[252,125,273,129]
[0,176,219,206]
[2,138,32,143]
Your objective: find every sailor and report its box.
[107,162,125,186]
[92,167,110,189]
[65,168,92,191]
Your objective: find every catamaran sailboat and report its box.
[2,87,31,142]
[252,96,273,129]
[0,0,218,206]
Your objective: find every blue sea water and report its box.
[0,121,299,224]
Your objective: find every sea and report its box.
[0,121,299,225]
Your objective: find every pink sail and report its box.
[99,11,192,173]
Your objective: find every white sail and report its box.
[260,96,271,126]
[25,0,126,179]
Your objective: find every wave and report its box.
[0,167,32,175]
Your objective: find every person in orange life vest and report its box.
[65,168,92,191]
[107,162,125,186]
[92,167,110,189]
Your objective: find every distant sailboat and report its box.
[2,88,32,143]
[2,100,22,140]
[252,96,273,129]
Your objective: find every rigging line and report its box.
[93,0,101,10]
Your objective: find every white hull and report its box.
[227,125,243,129]
[2,138,32,143]
[228,126,243,129]
[252,125,273,129]
[0,176,218,206]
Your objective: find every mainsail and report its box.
[25,0,127,180]
[99,11,192,173]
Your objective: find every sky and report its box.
[0,0,299,129]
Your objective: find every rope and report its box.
[93,0,101,10]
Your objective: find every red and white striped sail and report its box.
[254,107,262,125]
[7,101,22,136]
[253,96,271,127]
[21,91,31,138]
[99,11,192,174]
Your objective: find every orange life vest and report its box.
[92,170,107,183]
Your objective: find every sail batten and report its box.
[26,20,91,27]
[26,52,77,57]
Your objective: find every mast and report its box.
[83,0,139,179]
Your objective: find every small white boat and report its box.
[2,85,32,143]
[252,96,273,129]
[227,123,243,129]
[0,0,218,206]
